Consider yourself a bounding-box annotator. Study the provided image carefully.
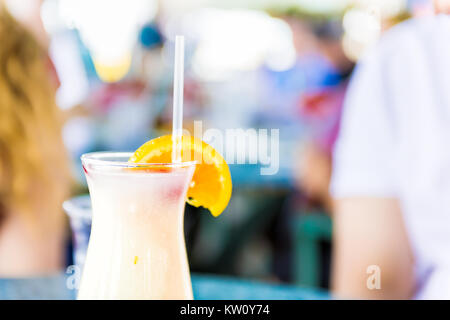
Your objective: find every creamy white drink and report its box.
[78,153,195,300]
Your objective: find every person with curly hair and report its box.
[0,4,72,276]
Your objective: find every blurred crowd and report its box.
[1,0,450,300]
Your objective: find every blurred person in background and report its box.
[332,0,450,299]
[0,5,71,276]
[276,9,353,213]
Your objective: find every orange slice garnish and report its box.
[129,135,232,217]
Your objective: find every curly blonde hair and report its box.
[0,7,71,225]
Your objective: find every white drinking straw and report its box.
[172,35,185,163]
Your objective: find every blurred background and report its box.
[0,0,434,293]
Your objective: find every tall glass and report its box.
[78,152,196,300]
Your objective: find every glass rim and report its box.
[81,152,197,168]
[63,194,91,220]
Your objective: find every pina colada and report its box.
[78,154,195,299]
[78,135,231,300]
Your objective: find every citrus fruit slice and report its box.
[129,135,232,217]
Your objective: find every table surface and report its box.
[0,274,329,300]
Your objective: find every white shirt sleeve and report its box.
[330,48,398,198]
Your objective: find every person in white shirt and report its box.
[331,0,450,299]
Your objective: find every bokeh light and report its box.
[59,0,158,82]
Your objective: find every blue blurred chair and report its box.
[293,211,332,287]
